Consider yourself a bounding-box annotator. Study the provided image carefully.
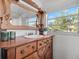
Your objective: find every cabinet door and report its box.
[45,50,52,59]
[44,44,52,59]
[7,48,16,59]
[16,42,36,59]
[23,52,40,59]
[37,47,46,59]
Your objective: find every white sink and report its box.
[24,35,43,39]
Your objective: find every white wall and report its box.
[9,18,38,36]
[53,35,79,59]
[7,30,38,36]
[48,31,79,59]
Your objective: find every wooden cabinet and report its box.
[44,45,52,59]
[7,48,16,59]
[37,46,46,59]
[1,48,16,59]
[37,37,52,59]
[16,42,37,59]
[23,52,40,59]
[15,37,53,59]
[0,36,53,59]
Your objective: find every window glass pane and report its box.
[48,6,79,32]
[28,17,36,27]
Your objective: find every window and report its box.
[48,6,79,32]
[28,17,36,27]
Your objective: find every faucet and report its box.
[28,33,33,35]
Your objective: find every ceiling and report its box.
[11,0,79,19]
[40,0,79,13]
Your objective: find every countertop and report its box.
[0,35,52,48]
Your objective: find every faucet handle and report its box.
[28,33,33,35]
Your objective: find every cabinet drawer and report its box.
[37,46,46,57]
[46,38,51,44]
[38,39,45,49]
[38,38,51,49]
[16,42,36,59]
[23,52,40,59]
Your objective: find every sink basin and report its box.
[24,35,43,39]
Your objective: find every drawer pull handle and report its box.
[47,40,49,42]
[44,42,46,44]
[49,46,50,48]
[39,43,42,46]
[44,41,48,44]
[20,50,25,54]
[32,46,35,49]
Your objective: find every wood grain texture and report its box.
[7,48,16,59]
[16,42,36,59]
[0,35,53,59]
[0,35,51,48]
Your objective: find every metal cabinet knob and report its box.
[20,50,25,54]
[32,46,35,49]
[49,46,50,48]
[39,43,42,46]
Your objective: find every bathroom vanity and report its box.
[0,35,53,59]
[0,0,53,59]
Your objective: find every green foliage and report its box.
[48,15,78,32]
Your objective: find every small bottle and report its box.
[10,31,16,40]
[1,31,8,42]
[7,32,11,41]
